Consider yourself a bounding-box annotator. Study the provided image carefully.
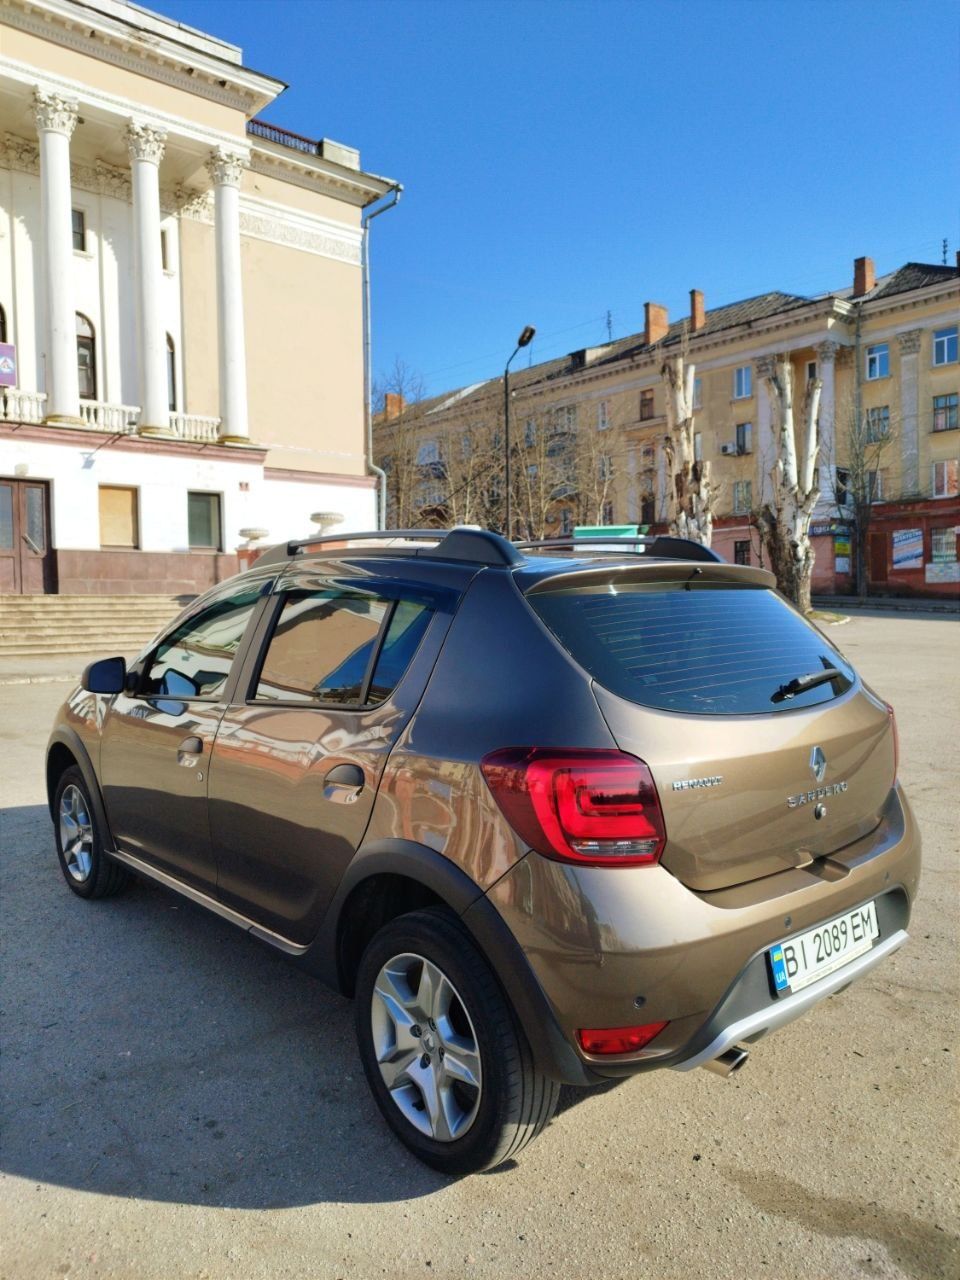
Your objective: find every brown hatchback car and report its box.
[47,529,921,1173]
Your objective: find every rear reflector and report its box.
[481,747,667,867]
[577,1022,669,1055]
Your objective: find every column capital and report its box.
[33,88,79,138]
[897,328,923,356]
[206,147,245,188]
[126,121,167,165]
[814,340,840,364]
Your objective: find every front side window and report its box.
[188,491,222,550]
[836,467,852,508]
[71,208,86,252]
[866,344,889,380]
[693,432,702,462]
[597,400,610,430]
[141,585,264,699]
[254,590,431,707]
[76,313,96,399]
[734,540,751,565]
[692,377,703,410]
[868,469,884,501]
[866,405,890,442]
[933,326,958,366]
[932,459,959,498]
[417,440,439,466]
[167,335,177,412]
[559,507,573,535]
[0,301,7,344]
[733,479,752,514]
[733,366,752,399]
[933,393,958,432]
[736,422,753,454]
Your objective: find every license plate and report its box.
[768,901,880,995]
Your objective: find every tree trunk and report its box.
[661,354,715,546]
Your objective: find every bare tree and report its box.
[372,359,428,528]
[757,355,822,613]
[661,349,717,545]
[833,390,898,599]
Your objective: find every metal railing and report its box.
[247,118,321,156]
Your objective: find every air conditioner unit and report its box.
[721,442,737,456]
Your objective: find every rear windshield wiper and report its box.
[771,667,843,703]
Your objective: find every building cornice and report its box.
[0,421,268,462]
[264,465,377,488]
[0,0,284,116]
[248,141,394,209]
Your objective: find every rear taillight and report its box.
[885,701,899,784]
[480,748,666,867]
[577,1022,669,1055]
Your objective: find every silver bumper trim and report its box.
[672,928,909,1072]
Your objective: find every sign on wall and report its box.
[891,528,923,570]
[0,343,16,387]
[925,562,960,584]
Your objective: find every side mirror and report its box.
[81,656,127,694]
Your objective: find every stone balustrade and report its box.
[0,388,47,423]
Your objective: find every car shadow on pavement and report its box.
[1,803,612,1208]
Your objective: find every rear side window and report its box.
[528,581,855,715]
[254,589,431,707]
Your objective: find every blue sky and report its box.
[161,0,958,395]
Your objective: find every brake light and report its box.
[480,748,666,867]
[577,1022,669,1055]
[885,701,899,784]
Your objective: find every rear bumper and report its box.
[478,784,920,1084]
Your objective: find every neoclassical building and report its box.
[1,0,397,594]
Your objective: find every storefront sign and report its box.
[925,562,960,584]
[891,528,923,570]
[834,535,851,558]
[835,557,851,574]
[0,343,16,387]
[811,520,851,537]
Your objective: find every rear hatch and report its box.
[523,563,896,891]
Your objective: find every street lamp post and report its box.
[504,325,536,538]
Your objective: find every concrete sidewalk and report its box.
[813,594,959,615]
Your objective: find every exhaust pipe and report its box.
[701,1046,749,1078]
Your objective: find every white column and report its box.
[206,148,249,443]
[126,121,169,435]
[897,330,922,497]
[33,88,80,423]
[815,340,839,506]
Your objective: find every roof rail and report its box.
[514,535,724,564]
[257,527,523,568]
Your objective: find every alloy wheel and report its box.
[370,952,482,1143]
[59,784,94,882]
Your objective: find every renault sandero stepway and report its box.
[47,528,921,1173]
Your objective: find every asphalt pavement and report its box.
[1,612,958,1280]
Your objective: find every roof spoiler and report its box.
[514,535,724,563]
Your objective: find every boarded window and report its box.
[98,486,139,548]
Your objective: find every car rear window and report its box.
[527,580,855,715]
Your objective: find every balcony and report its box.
[0,390,224,444]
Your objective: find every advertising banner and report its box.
[891,528,923,570]
[0,343,16,387]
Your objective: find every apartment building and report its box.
[375,255,959,597]
[1,0,397,595]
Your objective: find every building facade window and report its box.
[640,493,655,525]
[933,326,958,366]
[640,388,655,420]
[0,302,7,344]
[76,313,96,400]
[806,360,817,383]
[692,377,703,410]
[597,400,610,430]
[733,479,752,513]
[866,405,890,441]
[931,527,958,563]
[187,491,223,550]
[98,485,139,549]
[601,500,614,525]
[559,507,573,535]
[167,335,177,412]
[416,440,439,465]
[733,366,752,399]
[736,422,753,454]
[694,431,702,462]
[867,469,884,501]
[160,228,171,272]
[836,467,853,508]
[866,343,889,380]
[549,404,578,433]
[734,539,751,566]
[933,393,958,432]
[71,208,86,252]
[932,459,959,498]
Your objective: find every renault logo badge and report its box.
[810,745,827,783]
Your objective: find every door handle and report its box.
[323,762,365,803]
[177,735,204,757]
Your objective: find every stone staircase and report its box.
[0,595,192,658]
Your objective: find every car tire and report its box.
[53,766,128,900]
[354,905,559,1174]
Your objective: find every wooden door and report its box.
[0,478,56,594]
[869,531,888,586]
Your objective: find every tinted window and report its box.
[142,585,264,699]
[528,581,855,715]
[367,600,432,703]
[256,591,388,705]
